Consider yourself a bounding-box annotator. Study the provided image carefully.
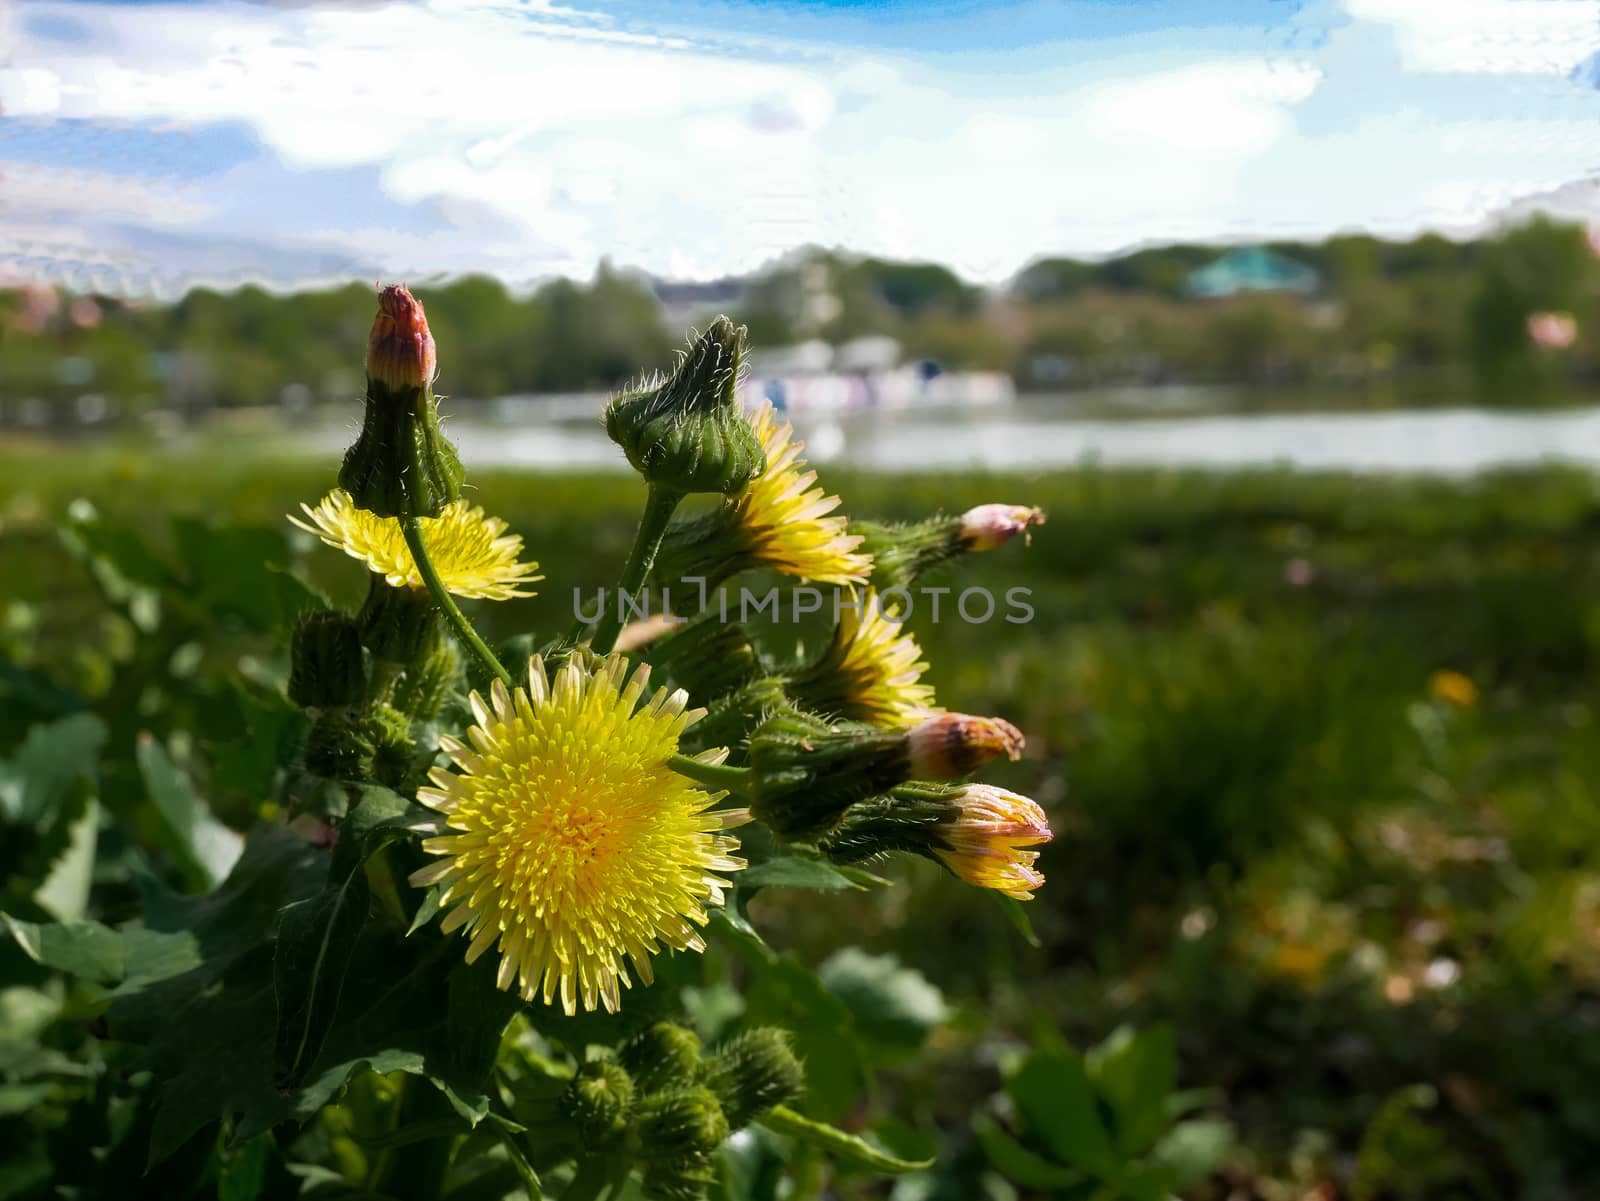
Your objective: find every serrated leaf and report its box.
[758,1104,934,1173]
[137,733,243,890]
[1088,1023,1177,1156]
[1008,1046,1121,1180]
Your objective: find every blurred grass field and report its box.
[5,442,1600,1197]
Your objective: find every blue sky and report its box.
[1,0,1598,295]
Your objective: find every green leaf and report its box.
[1150,1119,1234,1191]
[758,1105,934,1173]
[137,733,244,890]
[739,854,863,892]
[273,787,432,1090]
[817,949,947,1060]
[1008,1046,1121,1180]
[1088,1023,1177,1156]
[973,1115,1081,1189]
[0,712,104,827]
[2,913,124,986]
[993,893,1041,949]
[32,790,98,922]
[61,513,175,592]
[172,518,325,632]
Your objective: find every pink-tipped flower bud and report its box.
[906,712,1023,778]
[367,284,438,390]
[931,784,1051,901]
[958,504,1046,552]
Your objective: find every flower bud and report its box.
[854,503,1044,594]
[905,712,1023,778]
[651,615,763,703]
[563,1060,636,1147]
[366,704,414,788]
[606,317,764,496]
[641,1154,717,1201]
[339,284,465,520]
[705,1028,805,1128]
[303,709,377,782]
[288,610,367,710]
[637,1086,730,1160]
[390,640,459,721]
[746,709,912,841]
[958,504,1046,551]
[619,1022,704,1095]
[680,676,792,757]
[820,782,1051,901]
[356,573,442,665]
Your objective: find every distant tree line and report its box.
[2,217,1595,421]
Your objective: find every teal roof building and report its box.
[1183,246,1320,299]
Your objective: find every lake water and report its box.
[303,397,1600,476]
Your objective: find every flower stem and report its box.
[400,515,512,689]
[669,753,753,793]
[591,483,684,655]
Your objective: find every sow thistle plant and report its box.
[5,284,1054,1200]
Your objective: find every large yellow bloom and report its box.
[792,590,937,729]
[290,488,540,600]
[409,654,746,1015]
[732,402,871,585]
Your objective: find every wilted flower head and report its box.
[930,784,1051,900]
[291,489,540,600]
[906,711,1024,778]
[790,590,937,729]
[958,504,1046,552]
[409,654,746,1015]
[367,283,438,390]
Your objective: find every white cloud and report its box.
[1342,0,1599,75]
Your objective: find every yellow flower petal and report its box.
[290,488,540,600]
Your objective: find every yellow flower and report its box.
[792,590,937,728]
[1428,669,1478,709]
[732,402,871,585]
[409,654,746,1015]
[932,785,1051,901]
[290,488,540,600]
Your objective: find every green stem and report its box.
[669,753,753,793]
[400,515,512,689]
[591,484,684,656]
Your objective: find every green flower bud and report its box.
[680,676,791,758]
[747,710,1023,841]
[637,1086,729,1160]
[563,1061,636,1147]
[366,704,414,789]
[288,610,367,709]
[356,574,443,665]
[390,639,459,721]
[605,317,764,496]
[620,1022,704,1095]
[641,1154,717,1201]
[651,615,762,702]
[705,1028,804,1128]
[338,285,465,519]
[304,709,377,782]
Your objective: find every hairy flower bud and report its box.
[304,709,377,782]
[705,1028,805,1128]
[680,676,792,758]
[854,502,1044,594]
[606,317,764,496]
[820,781,1051,901]
[748,709,1023,840]
[563,1060,636,1147]
[637,1086,730,1159]
[905,712,1023,778]
[288,610,367,710]
[390,639,459,721]
[651,615,763,703]
[619,1022,704,1095]
[356,573,442,665]
[641,1154,717,1201]
[339,284,465,520]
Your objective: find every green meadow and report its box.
[4,442,1599,1199]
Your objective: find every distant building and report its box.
[1182,246,1320,299]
